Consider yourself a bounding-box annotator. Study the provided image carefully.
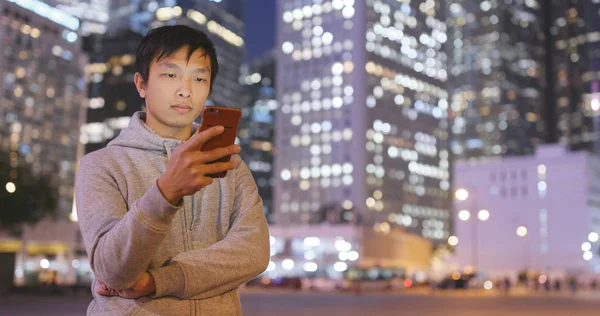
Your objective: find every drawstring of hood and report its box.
[163,141,173,160]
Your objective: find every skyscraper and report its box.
[81,1,246,152]
[0,0,87,218]
[547,0,600,151]
[238,50,276,223]
[447,0,546,160]
[80,30,143,153]
[46,0,110,35]
[275,0,452,244]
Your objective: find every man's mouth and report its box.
[172,105,192,113]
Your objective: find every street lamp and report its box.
[477,210,490,221]
[582,242,592,252]
[455,188,469,201]
[454,188,489,275]
[516,226,529,270]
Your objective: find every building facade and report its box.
[547,0,600,151]
[447,0,546,159]
[238,51,276,223]
[274,0,452,245]
[46,0,110,35]
[0,0,89,288]
[0,0,87,218]
[452,144,600,278]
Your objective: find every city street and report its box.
[1,290,600,315]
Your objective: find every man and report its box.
[75,25,270,315]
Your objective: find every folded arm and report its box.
[76,154,181,290]
[148,161,270,299]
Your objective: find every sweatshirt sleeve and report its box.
[148,161,270,299]
[75,153,182,290]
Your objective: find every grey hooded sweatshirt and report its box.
[75,111,270,315]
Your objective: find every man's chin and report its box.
[167,117,195,129]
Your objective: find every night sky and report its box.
[244,0,276,61]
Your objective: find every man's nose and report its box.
[177,80,192,98]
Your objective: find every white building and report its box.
[452,144,600,279]
[274,0,452,244]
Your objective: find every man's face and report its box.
[135,46,211,134]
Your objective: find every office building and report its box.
[0,0,87,218]
[447,0,546,159]
[238,51,276,223]
[547,0,600,151]
[274,0,452,246]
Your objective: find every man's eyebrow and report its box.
[157,62,181,70]
[192,67,210,74]
[157,62,210,74]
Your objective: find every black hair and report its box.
[135,25,219,92]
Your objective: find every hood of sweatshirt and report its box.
[107,111,200,157]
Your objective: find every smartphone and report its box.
[198,106,242,178]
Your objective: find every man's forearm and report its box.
[149,199,270,299]
[84,182,181,290]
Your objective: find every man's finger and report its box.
[196,145,240,163]
[201,161,238,175]
[96,286,117,296]
[184,125,224,151]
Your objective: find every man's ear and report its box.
[134,72,146,98]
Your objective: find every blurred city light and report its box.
[582,242,592,252]
[267,261,276,271]
[451,271,461,280]
[516,226,528,237]
[477,210,490,221]
[282,259,294,270]
[448,236,459,246]
[463,266,474,275]
[483,280,493,290]
[335,239,352,252]
[455,188,469,201]
[333,262,347,272]
[304,250,316,260]
[537,164,547,174]
[303,262,318,272]
[5,182,16,193]
[584,251,593,261]
[347,251,359,261]
[270,236,276,246]
[40,259,50,269]
[458,210,471,221]
[303,237,320,247]
[589,232,599,242]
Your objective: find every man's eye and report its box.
[195,78,205,82]
[165,73,176,78]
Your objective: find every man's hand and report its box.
[96,272,156,299]
[157,126,241,205]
